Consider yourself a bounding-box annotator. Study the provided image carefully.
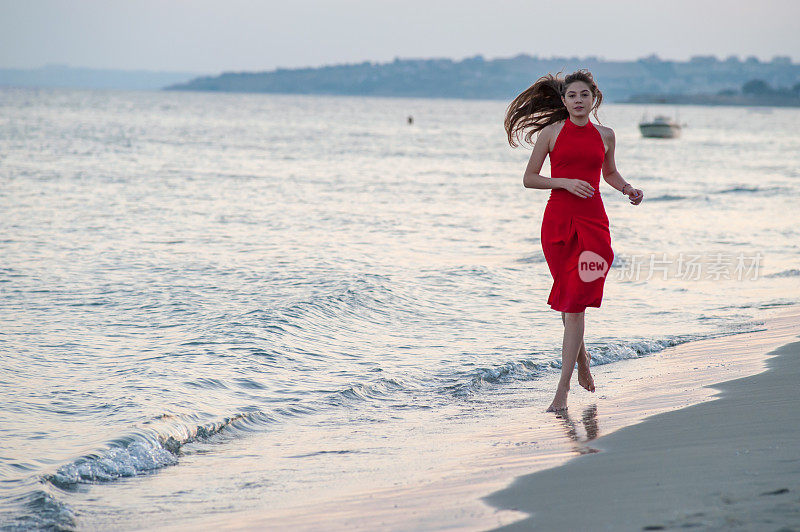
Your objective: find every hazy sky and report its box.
[2,0,798,74]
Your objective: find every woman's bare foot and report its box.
[546,384,570,412]
[577,351,595,392]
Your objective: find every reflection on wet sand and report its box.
[554,404,600,454]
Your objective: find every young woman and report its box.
[504,70,644,412]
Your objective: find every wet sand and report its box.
[482,308,800,531]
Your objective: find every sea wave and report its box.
[323,377,408,405]
[43,411,276,488]
[441,357,549,396]
[2,488,78,531]
[440,327,766,397]
[39,374,409,491]
[239,275,416,333]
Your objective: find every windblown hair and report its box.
[504,69,603,147]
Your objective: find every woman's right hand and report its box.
[559,178,594,199]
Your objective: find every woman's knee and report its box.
[563,311,585,322]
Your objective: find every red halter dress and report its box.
[540,117,614,313]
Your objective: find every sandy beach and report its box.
[483,308,800,531]
[153,306,800,531]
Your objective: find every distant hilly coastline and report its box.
[3,55,799,105]
[164,53,800,104]
[623,78,800,106]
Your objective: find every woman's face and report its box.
[561,81,593,117]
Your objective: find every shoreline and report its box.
[482,307,800,530]
[151,306,800,531]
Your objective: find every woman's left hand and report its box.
[627,188,644,205]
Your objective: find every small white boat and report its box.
[639,114,682,138]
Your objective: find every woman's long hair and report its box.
[504,69,603,147]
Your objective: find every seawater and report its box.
[1,87,798,530]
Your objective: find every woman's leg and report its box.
[547,310,585,412]
[562,312,595,392]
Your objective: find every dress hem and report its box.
[547,301,603,313]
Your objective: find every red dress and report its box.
[541,117,614,313]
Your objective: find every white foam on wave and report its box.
[447,328,766,396]
[44,411,276,488]
[47,435,179,487]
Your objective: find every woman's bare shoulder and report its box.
[539,120,566,151]
[543,119,567,130]
[594,123,616,140]
[540,120,565,138]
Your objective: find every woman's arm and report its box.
[601,128,644,205]
[522,126,564,190]
[522,126,595,198]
